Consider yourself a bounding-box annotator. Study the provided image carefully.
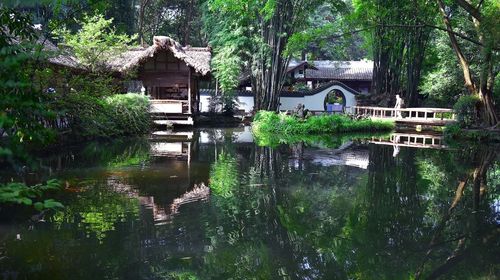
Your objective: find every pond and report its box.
[0,127,498,279]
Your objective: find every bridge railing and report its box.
[353,106,455,121]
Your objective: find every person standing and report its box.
[394,94,403,118]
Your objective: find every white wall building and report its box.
[200,81,361,114]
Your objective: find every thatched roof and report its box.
[40,39,83,70]
[11,35,83,70]
[108,36,211,75]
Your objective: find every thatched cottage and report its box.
[109,36,211,125]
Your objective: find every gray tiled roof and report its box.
[299,60,373,81]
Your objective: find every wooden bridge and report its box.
[353,106,456,126]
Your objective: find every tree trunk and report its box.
[436,0,498,127]
[183,0,195,45]
[251,0,296,111]
[138,0,150,46]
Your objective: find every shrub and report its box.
[105,93,151,135]
[453,95,480,128]
[61,93,151,139]
[253,111,394,137]
[208,90,238,116]
[443,123,461,139]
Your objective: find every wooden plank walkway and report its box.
[353,106,456,126]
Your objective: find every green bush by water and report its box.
[105,93,151,136]
[65,93,151,139]
[252,111,394,137]
[453,95,479,128]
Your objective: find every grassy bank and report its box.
[252,111,394,137]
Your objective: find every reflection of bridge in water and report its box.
[369,132,448,149]
[299,132,449,170]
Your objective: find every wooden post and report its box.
[188,70,192,114]
[196,79,200,113]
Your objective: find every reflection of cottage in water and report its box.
[102,131,209,225]
[139,183,209,225]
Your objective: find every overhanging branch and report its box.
[374,23,500,51]
[303,22,499,52]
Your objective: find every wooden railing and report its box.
[353,106,455,125]
[150,99,190,114]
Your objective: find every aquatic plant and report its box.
[0,179,63,211]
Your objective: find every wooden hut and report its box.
[109,36,211,125]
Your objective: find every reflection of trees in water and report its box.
[251,143,499,279]
[2,138,498,279]
[415,147,499,280]
[252,146,286,182]
[201,143,499,279]
[339,144,427,278]
[202,145,358,278]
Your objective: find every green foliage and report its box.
[52,13,136,72]
[453,95,480,128]
[0,179,63,210]
[78,138,151,168]
[325,91,343,104]
[0,8,57,157]
[204,0,345,110]
[105,93,151,135]
[444,122,500,142]
[209,151,239,198]
[285,3,365,60]
[51,180,140,242]
[353,0,436,104]
[207,89,239,116]
[252,111,394,137]
[166,271,199,280]
[211,44,243,93]
[254,130,391,148]
[420,37,467,106]
[59,92,151,139]
[443,123,461,139]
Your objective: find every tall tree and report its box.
[353,0,436,106]
[137,0,206,46]
[52,14,136,72]
[435,0,499,126]
[205,0,345,111]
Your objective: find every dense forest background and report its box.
[2,0,499,125]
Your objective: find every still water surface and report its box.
[0,128,498,279]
